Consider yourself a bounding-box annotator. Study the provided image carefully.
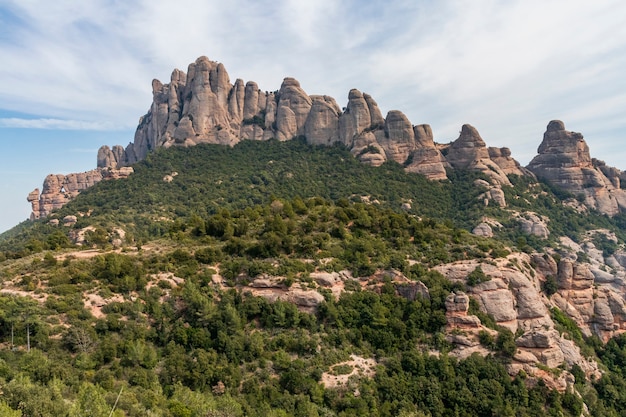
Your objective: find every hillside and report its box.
[2,137,626,415]
[3,55,626,416]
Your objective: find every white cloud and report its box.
[0,118,118,130]
[0,0,625,167]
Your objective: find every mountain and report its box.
[27,56,626,222]
[4,56,626,416]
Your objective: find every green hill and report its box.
[2,138,626,416]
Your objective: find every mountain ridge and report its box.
[26,55,626,222]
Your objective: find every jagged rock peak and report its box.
[445,124,490,170]
[547,119,565,132]
[527,120,626,216]
[27,167,133,220]
[531,120,590,167]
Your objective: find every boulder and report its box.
[472,223,493,237]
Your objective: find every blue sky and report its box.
[1,0,626,233]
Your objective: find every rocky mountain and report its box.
[31,56,626,221]
[27,167,133,220]
[527,120,626,215]
[11,55,626,415]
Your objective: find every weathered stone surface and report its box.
[285,289,325,308]
[379,110,416,164]
[445,125,512,186]
[445,292,483,329]
[445,125,489,169]
[476,180,507,208]
[404,124,449,180]
[488,147,533,177]
[28,167,132,220]
[527,120,626,216]
[516,330,557,349]
[339,89,372,147]
[275,78,312,141]
[395,281,430,301]
[472,223,493,237]
[97,145,127,169]
[310,271,344,287]
[32,57,554,222]
[531,253,558,278]
[519,213,550,238]
[445,292,470,313]
[473,279,518,323]
[304,95,341,146]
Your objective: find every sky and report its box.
[1,0,626,233]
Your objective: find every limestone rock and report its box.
[445,124,512,186]
[445,292,470,313]
[531,253,558,278]
[339,89,372,147]
[310,271,343,287]
[395,281,430,301]
[488,147,533,177]
[471,278,517,324]
[97,145,126,169]
[363,93,384,128]
[445,124,489,169]
[518,213,550,238]
[445,292,482,329]
[285,289,325,308]
[516,330,557,349]
[28,167,132,220]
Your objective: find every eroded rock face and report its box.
[102,58,531,182]
[445,124,513,186]
[445,292,482,329]
[27,167,133,220]
[527,120,626,216]
[405,124,449,180]
[304,95,341,146]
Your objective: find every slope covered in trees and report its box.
[2,138,626,416]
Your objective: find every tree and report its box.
[69,382,111,417]
[0,401,22,417]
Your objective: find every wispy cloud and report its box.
[0,0,625,167]
[0,118,118,130]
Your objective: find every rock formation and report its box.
[97,57,454,181]
[29,58,625,225]
[28,167,133,220]
[527,120,626,216]
[445,124,528,186]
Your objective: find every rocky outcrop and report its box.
[27,167,133,220]
[445,125,514,186]
[527,120,626,216]
[445,291,482,330]
[99,58,522,184]
[405,124,449,180]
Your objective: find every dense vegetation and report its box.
[1,139,626,415]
